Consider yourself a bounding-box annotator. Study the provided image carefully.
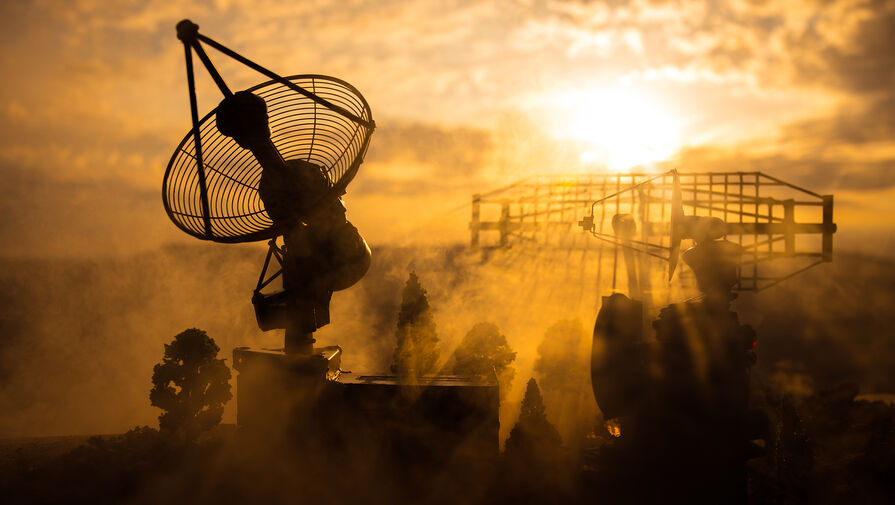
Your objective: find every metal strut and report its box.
[174,19,374,130]
[196,32,375,130]
[178,22,213,237]
[255,238,285,294]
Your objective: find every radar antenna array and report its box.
[577,169,837,292]
[161,20,376,356]
[470,170,836,296]
[162,20,375,243]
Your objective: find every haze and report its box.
[1,0,893,438]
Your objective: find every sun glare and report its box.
[550,87,681,171]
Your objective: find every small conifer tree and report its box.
[505,378,562,459]
[392,271,440,379]
[149,328,232,438]
[454,322,516,398]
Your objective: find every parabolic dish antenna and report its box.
[161,19,376,355]
[162,21,375,243]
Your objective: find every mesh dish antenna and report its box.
[162,20,375,355]
[162,19,375,243]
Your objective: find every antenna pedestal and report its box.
[232,345,342,435]
[285,329,316,355]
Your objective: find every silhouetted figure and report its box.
[590,218,762,504]
[681,215,743,307]
[649,301,756,504]
[591,294,649,423]
[216,91,371,354]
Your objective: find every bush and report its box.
[150,328,232,439]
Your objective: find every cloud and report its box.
[365,120,494,179]
[788,0,895,94]
[781,94,895,146]
[0,165,184,258]
[673,144,895,193]
[1,0,894,260]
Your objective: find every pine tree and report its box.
[149,328,232,439]
[454,322,516,398]
[392,271,440,379]
[505,378,562,459]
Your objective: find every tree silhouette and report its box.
[534,318,595,449]
[149,328,232,438]
[505,378,562,459]
[534,318,589,394]
[453,322,516,399]
[392,271,440,379]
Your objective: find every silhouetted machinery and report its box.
[162,20,496,464]
[583,170,836,503]
[164,20,374,357]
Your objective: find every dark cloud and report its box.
[673,145,895,192]
[781,94,895,145]
[351,175,476,197]
[658,0,895,194]
[750,252,895,393]
[366,120,493,177]
[818,0,895,94]
[0,165,181,258]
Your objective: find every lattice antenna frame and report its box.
[162,19,375,243]
[470,170,836,293]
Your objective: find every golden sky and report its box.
[1,0,893,256]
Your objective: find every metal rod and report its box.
[190,39,232,97]
[591,232,666,252]
[723,173,729,225]
[183,42,213,237]
[590,171,669,215]
[308,76,317,162]
[757,172,823,198]
[595,175,606,298]
[257,269,283,291]
[612,176,620,290]
[822,195,834,261]
[477,215,826,235]
[255,242,274,290]
[589,234,669,260]
[753,174,759,289]
[470,194,481,247]
[783,199,795,254]
[754,260,825,291]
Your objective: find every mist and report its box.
[2,217,892,445]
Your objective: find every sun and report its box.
[549,87,682,171]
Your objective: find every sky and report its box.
[0,0,894,257]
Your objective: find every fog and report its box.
[2,218,892,444]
